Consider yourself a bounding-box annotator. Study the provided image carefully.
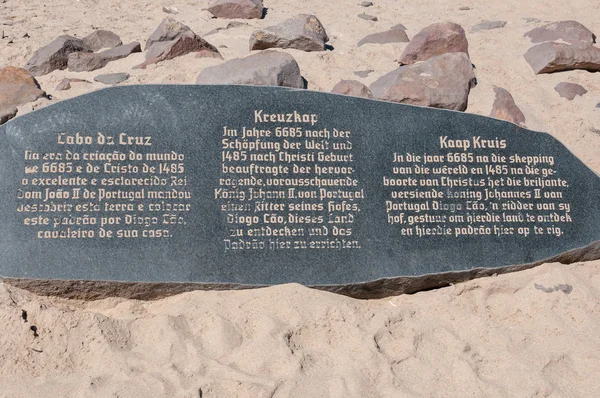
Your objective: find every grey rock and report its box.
[358,13,378,21]
[357,29,409,46]
[24,35,91,76]
[360,1,373,6]
[471,20,507,32]
[390,23,407,31]
[524,17,542,24]
[490,87,526,126]
[524,42,600,74]
[67,42,141,72]
[596,102,600,108]
[93,72,129,85]
[196,50,304,88]
[55,78,71,91]
[525,20,596,45]
[370,52,476,111]
[162,6,179,14]
[0,66,46,112]
[206,0,264,19]
[354,69,374,78]
[398,22,468,65]
[250,14,329,52]
[331,80,373,98]
[139,31,220,68]
[459,6,471,10]
[554,82,587,100]
[145,18,193,50]
[82,30,122,51]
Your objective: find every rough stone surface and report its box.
[357,29,409,46]
[67,42,141,72]
[554,82,588,100]
[140,32,219,68]
[250,14,329,52]
[82,30,122,51]
[471,20,507,32]
[398,22,468,65]
[93,72,129,85]
[196,50,304,88]
[525,20,596,45]
[206,0,264,19]
[331,79,374,98]
[490,87,526,126]
[358,14,378,21]
[0,66,46,111]
[370,52,476,111]
[24,35,91,76]
[524,42,600,74]
[145,18,193,50]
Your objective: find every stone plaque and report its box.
[0,85,598,291]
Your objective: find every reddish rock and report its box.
[370,52,475,111]
[357,29,409,46]
[525,21,596,45]
[196,50,304,88]
[82,30,122,51]
[145,18,194,50]
[24,35,91,76]
[67,42,141,72]
[139,32,220,68]
[524,42,600,74]
[490,87,526,126]
[398,22,468,65]
[554,82,587,100]
[0,66,46,108]
[250,14,329,52]
[331,80,373,98]
[0,106,17,124]
[206,0,264,19]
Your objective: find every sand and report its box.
[1,0,599,396]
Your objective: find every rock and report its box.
[357,29,409,46]
[596,102,600,108]
[0,106,17,125]
[67,42,141,72]
[360,1,373,6]
[205,21,247,36]
[358,14,378,21]
[55,78,71,91]
[206,0,264,19]
[82,30,122,51]
[24,35,91,76]
[145,18,194,50]
[0,66,46,112]
[524,42,600,74]
[471,20,507,32]
[397,22,468,65]
[196,50,304,88]
[370,52,476,111]
[139,31,220,68]
[94,73,129,85]
[554,82,587,100]
[525,20,596,45]
[354,69,374,78]
[331,80,373,98]
[250,14,329,52]
[490,87,526,126]
[162,6,179,14]
[524,17,542,24]
[459,6,471,10]
[391,23,407,31]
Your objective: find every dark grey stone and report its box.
[358,14,378,21]
[93,73,129,85]
[0,85,598,298]
[360,1,373,6]
[471,20,507,32]
[354,69,374,78]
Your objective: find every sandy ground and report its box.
[1,0,599,396]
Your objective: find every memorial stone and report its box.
[0,85,598,297]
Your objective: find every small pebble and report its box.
[358,13,378,21]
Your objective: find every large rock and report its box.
[0,66,46,108]
[249,14,329,52]
[357,28,409,46]
[398,22,468,65]
[206,0,263,19]
[67,42,141,72]
[370,52,475,111]
[24,36,91,76]
[145,18,193,50]
[139,31,220,68]
[490,87,526,126]
[331,80,373,98]
[554,82,587,100]
[82,30,122,51]
[525,21,596,45]
[524,42,600,74]
[196,50,304,88]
